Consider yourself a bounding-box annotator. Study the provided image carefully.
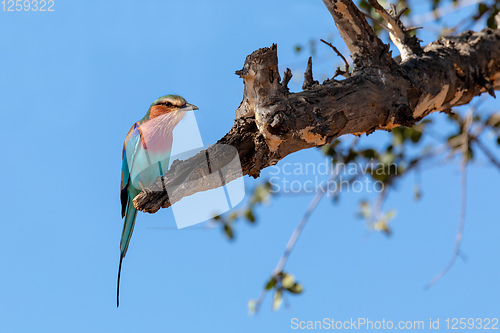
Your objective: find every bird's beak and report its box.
[182,103,199,111]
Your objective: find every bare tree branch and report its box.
[424,110,473,289]
[474,138,500,170]
[303,57,319,89]
[320,39,350,78]
[133,0,500,214]
[368,0,423,61]
[322,0,395,69]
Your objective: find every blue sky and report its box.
[0,0,499,332]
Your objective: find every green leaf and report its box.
[265,277,277,290]
[370,166,387,182]
[286,283,304,294]
[478,3,488,16]
[281,274,295,289]
[272,289,282,311]
[393,127,405,146]
[244,209,256,223]
[248,300,256,315]
[223,224,234,240]
[373,221,391,236]
[344,149,358,164]
[385,209,396,220]
[359,201,371,219]
[358,0,370,11]
[380,151,396,164]
[373,210,396,236]
[321,144,336,157]
[487,14,498,29]
[362,149,378,159]
[409,128,422,143]
[251,183,271,205]
[432,0,440,12]
[331,139,341,148]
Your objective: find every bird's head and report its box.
[148,94,198,119]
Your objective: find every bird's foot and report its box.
[138,180,153,194]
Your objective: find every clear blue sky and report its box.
[0,1,499,332]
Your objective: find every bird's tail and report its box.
[117,186,139,307]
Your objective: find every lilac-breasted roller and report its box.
[118,94,198,307]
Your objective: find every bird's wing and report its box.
[120,113,179,217]
[120,123,141,217]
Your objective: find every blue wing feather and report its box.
[118,119,175,307]
[118,123,142,307]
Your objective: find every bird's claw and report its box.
[138,180,153,194]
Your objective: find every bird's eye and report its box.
[161,102,172,107]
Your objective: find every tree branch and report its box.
[320,39,351,78]
[369,1,423,61]
[133,1,500,214]
[322,0,395,70]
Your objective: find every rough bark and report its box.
[133,0,500,214]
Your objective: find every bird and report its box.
[118,94,198,307]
